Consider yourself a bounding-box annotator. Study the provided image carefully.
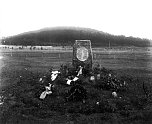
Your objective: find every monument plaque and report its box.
[73,40,93,70]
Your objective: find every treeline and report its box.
[1,27,151,47]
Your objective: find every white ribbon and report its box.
[77,66,83,76]
[40,84,53,99]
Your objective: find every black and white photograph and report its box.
[0,0,152,124]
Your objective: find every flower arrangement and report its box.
[38,63,127,102]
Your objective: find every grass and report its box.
[0,50,152,124]
[0,64,152,124]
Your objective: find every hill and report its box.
[1,27,151,47]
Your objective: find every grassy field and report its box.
[0,49,152,124]
[0,48,151,80]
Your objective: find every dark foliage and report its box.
[2,27,150,47]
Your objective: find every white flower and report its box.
[73,77,79,81]
[47,91,52,94]
[51,71,60,81]
[0,102,4,105]
[45,86,51,91]
[52,71,60,74]
[90,76,95,81]
[67,79,72,85]
[39,78,43,82]
[66,77,79,85]
[112,92,117,97]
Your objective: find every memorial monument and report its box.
[72,40,93,71]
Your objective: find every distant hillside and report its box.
[1,27,151,47]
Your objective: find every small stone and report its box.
[83,99,86,103]
[97,74,100,80]
[96,102,99,105]
[109,74,112,77]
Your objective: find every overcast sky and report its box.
[0,0,152,40]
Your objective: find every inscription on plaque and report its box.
[76,47,89,61]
